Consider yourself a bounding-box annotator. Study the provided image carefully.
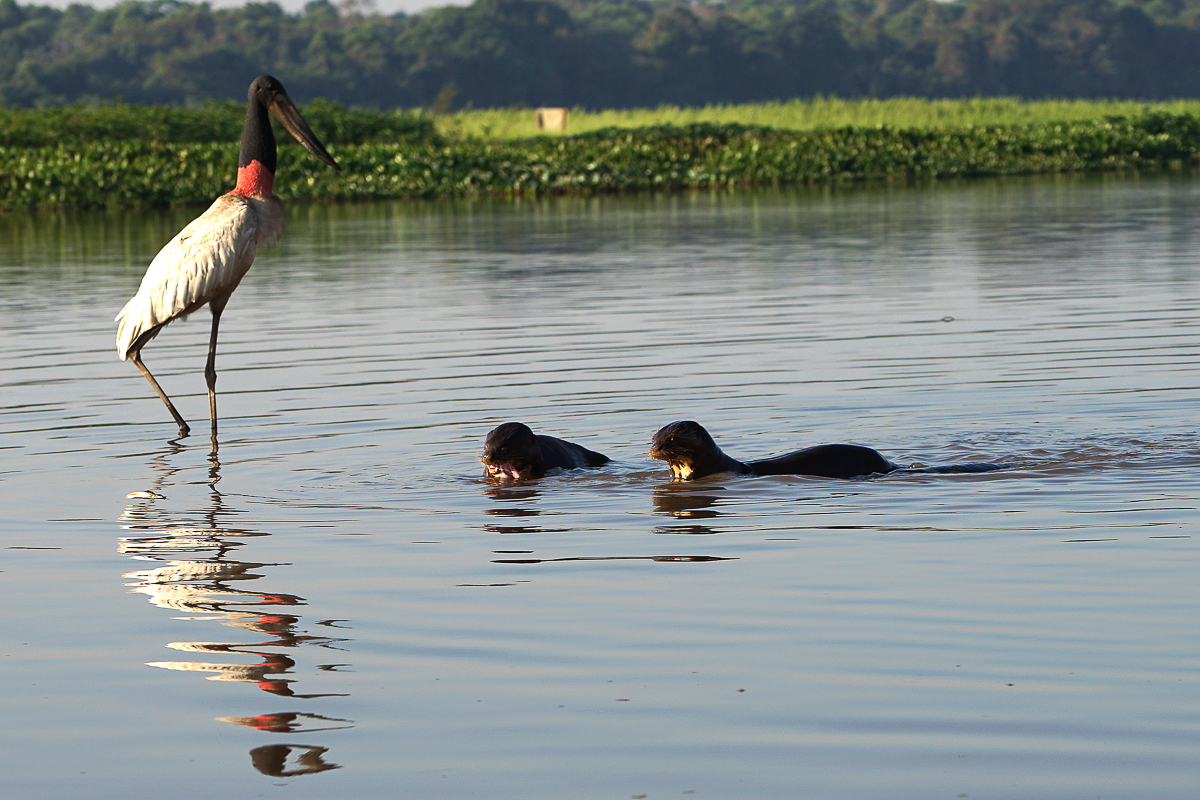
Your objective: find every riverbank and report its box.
[3,107,1199,208]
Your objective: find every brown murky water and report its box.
[2,175,1198,798]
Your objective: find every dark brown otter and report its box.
[482,422,610,480]
[650,420,1002,481]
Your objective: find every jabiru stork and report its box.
[115,75,339,439]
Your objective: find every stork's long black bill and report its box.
[269,96,341,171]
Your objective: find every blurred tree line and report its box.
[1,0,1198,108]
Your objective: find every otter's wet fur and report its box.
[650,420,1002,481]
[482,422,610,480]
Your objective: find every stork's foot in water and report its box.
[208,390,219,444]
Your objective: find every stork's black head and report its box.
[240,74,339,174]
[249,74,285,106]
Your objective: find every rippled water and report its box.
[2,175,1198,799]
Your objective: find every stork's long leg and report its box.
[205,300,227,440]
[130,349,191,438]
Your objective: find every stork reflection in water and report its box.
[115,75,339,440]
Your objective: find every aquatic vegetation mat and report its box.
[3,112,1199,208]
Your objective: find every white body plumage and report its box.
[115,193,286,360]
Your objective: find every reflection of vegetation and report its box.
[1,0,1200,108]
[4,113,1200,208]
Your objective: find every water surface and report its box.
[2,175,1198,799]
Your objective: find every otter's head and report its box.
[649,420,718,481]
[482,422,545,480]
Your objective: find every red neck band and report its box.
[232,160,275,198]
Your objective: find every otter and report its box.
[482,422,610,480]
[650,420,1003,481]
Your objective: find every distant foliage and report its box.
[5,113,1199,208]
[1,0,1200,109]
[0,100,437,147]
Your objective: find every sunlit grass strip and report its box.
[3,114,1199,209]
[437,98,1200,141]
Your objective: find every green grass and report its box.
[435,98,1200,141]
